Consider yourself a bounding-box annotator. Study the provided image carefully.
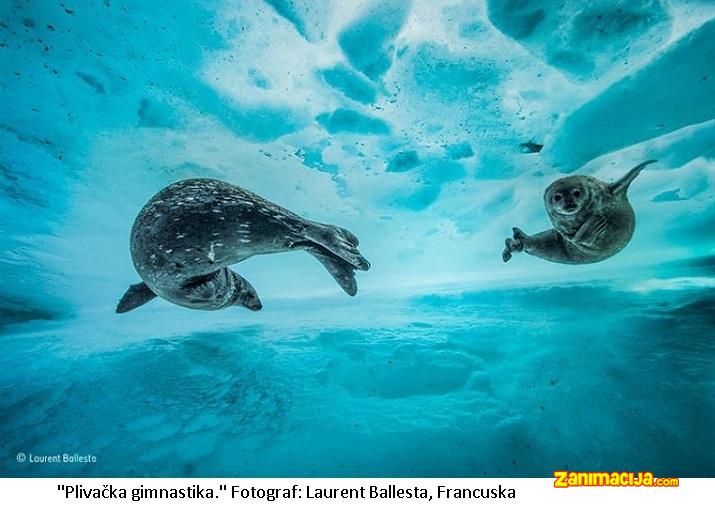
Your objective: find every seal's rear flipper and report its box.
[303,224,370,271]
[305,245,359,296]
[181,269,262,311]
[116,282,157,313]
[611,160,657,195]
[571,215,608,246]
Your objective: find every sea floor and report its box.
[1,283,713,477]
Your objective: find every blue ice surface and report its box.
[386,150,420,172]
[487,0,671,81]
[338,0,411,80]
[319,65,377,105]
[651,189,684,203]
[265,0,331,42]
[295,143,338,175]
[265,0,308,40]
[444,142,475,160]
[545,18,715,170]
[390,158,466,210]
[411,43,502,101]
[1,0,715,477]
[316,108,390,135]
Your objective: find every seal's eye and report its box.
[573,189,582,198]
[553,194,562,203]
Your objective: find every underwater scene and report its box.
[1,0,714,477]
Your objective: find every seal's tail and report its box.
[305,245,360,296]
[311,225,370,271]
[611,159,657,195]
[293,223,370,296]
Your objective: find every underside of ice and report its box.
[545,18,715,170]
[1,0,714,478]
[0,0,713,325]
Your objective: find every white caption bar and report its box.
[0,478,707,513]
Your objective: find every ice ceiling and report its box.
[1,0,714,323]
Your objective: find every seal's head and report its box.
[544,176,594,217]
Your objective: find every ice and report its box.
[651,189,685,203]
[487,0,672,81]
[2,0,714,337]
[316,108,390,135]
[444,142,474,160]
[545,18,715,170]
[136,97,179,129]
[338,0,411,81]
[295,143,338,175]
[410,43,503,101]
[386,150,420,172]
[319,65,378,105]
[265,0,332,42]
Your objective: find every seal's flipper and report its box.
[182,269,262,311]
[302,224,370,271]
[305,245,358,296]
[228,271,262,311]
[336,226,360,246]
[571,215,608,246]
[503,227,526,262]
[116,282,157,313]
[520,229,573,264]
[610,160,657,195]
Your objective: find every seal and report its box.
[116,178,370,313]
[502,160,656,264]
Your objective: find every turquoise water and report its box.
[1,1,715,477]
[2,280,714,477]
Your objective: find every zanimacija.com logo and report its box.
[553,471,679,488]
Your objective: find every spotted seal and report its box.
[117,178,370,313]
[502,160,656,264]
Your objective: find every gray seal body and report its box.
[502,160,656,265]
[117,179,370,313]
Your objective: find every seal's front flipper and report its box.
[610,160,657,195]
[571,215,608,246]
[520,229,573,264]
[303,224,370,271]
[503,227,526,262]
[229,271,262,311]
[116,282,157,313]
[305,245,359,296]
[182,269,262,311]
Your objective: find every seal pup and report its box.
[502,160,656,264]
[116,179,370,313]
